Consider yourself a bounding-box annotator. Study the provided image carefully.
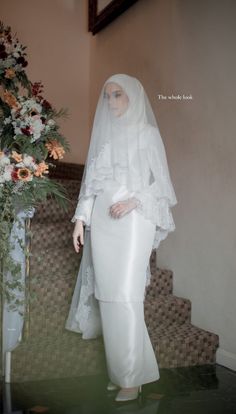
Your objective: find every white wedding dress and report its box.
[66,74,177,388]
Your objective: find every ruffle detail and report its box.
[134,192,175,249]
[81,143,113,198]
[135,193,175,229]
[80,142,144,198]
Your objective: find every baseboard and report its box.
[216,348,236,371]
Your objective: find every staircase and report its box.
[8,162,219,382]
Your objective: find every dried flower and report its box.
[11,151,23,162]
[3,90,20,109]
[5,68,16,79]
[34,161,49,177]
[45,140,65,160]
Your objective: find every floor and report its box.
[1,364,236,414]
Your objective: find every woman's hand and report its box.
[109,197,139,219]
[73,219,84,253]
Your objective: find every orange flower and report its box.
[5,68,16,79]
[45,140,65,160]
[3,90,20,110]
[11,151,23,162]
[34,161,49,177]
[16,168,32,181]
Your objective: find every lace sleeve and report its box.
[71,196,95,226]
[133,128,177,232]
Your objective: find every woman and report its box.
[66,74,177,402]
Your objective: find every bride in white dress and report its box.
[66,74,177,402]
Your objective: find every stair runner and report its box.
[6,164,219,382]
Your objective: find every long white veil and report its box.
[79,74,177,246]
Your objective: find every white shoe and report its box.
[107,381,119,391]
[115,386,142,402]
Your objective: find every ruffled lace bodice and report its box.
[72,125,176,248]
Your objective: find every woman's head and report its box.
[104,82,129,117]
[103,74,146,124]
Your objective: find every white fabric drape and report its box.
[65,228,102,339]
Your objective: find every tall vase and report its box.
[1,208,34,382]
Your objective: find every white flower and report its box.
[14,64,23,72]
[4,117,12,125]
[20,107,27,116]
[15,162,24,168]
[48,119,55,127]
[0,154,10,167]
[30,116,44,141]
[14,127,22,135]
[3,164,14,181]
[27,100,42,114]
[22,154,36,169]
[5,58,16,69]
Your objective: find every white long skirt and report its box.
[99,301,159,387]
[90,182,159,386]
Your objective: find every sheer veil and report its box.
[79,74,177,247]
[66,74,177,339]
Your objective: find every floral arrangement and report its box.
[0,21,29,93]
[0,21,70,310]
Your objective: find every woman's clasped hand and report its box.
[109,197,139,219]
[73,197,139,253]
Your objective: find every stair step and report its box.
[33,198,77,224]
[31,178,80,224]
[150,323,219,368]
[24,286,191,339]
[30,220,73,251]
[146,268,173,295]
[10,320,219,382]
[27,274,76,339]
[29,246,81,278]
[145,295,191,326]
[11,332,106,383]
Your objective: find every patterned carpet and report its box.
[2,162,219,382]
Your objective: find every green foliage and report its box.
[0,21,72,313]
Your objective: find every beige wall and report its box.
[89,0,236,369]
[2,0,236,370]
[1,0,91,164]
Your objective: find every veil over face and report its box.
[79,74,177,247]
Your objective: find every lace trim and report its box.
[76,265,102,339]
[66,264,102,340]
[81,143,113,198]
